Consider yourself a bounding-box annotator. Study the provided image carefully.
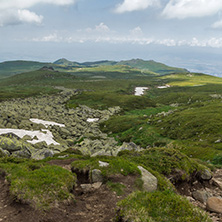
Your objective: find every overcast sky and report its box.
[1,0,222,75]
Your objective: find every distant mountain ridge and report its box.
[53,58,188,75]
[0,58,188,79]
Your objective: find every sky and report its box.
[1,0,222,75]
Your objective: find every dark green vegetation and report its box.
[117,190,211,222]
[0,60,49,79]
[1,58,221,220]
[0,157,76,209]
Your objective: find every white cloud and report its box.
[130,26,143,36]
[0,0,76,10]
[162,0,222,19]
[212,19,222,28]
[33,33,62,42]
[0,9,43,26]
[0,0,76,26]
[95,23,110,32]
[115,0,160,13]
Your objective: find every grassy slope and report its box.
[0,60,50,79]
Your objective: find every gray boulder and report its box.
[138,166,158,192]
[192,190,210,204]
[32,148,54,160]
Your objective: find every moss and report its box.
[71,156,140,178]
[116,190,212,222]
[118,147,208,183]
[0,160,76,210]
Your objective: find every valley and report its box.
[0,58,222,221]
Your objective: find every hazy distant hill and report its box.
[117,59,188,75]
[53,58,188,75]
[0,58,188,79]
[0,60,50,79]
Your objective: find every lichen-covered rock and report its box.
[91,169,103,183]
[32,148,54,160]
[138,166,158,192]
[0,136,23,151]
[192,190,210,204]
[0,147,10,157]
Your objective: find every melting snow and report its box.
[87,118,99,123]
[157,85,170,89]
[134,87,148,96]
[30,118,65,128]
[0,128,59,145]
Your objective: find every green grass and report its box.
[67,91,156,110]
[116,190,211,222]
[71,156,140,178]
[118,147,208,181]
[0,157,76,209]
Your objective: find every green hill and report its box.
[117,59,188,75]
[0,60,50,79]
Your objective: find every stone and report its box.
[91,169,103,183]
[32,149,54,160]
[138,166,158,192]
[0,148,10,157]
[200,169,212,181]
[12,148,31,159]
[206,197,222,213]
[192,190,210,203]
[99,161,109,167]
[0,137,22,152]
[92,182,102,189]
[212,178,222,190]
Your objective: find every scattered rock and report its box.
[32,148,54,160]
[206,197,222,213]
[99,161,109,167]
[138,166,157,192]
[192,190,210,204]
[199,169,212,181]
[91,169,103,183]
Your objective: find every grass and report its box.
[116,190,211,222]
[67,91,156,111]
[0,157,76,209]
[118,147,208,182]
[71,156,141,178]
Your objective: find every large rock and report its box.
[138,166,158,192]
[206,197,222,213]
[192,190,210,204]
[199,169,212,181]
[0,148,10,157]
[0,136,22,152]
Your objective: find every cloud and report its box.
[162,0,222,19]
[115,0,160,13]
[0,9,43,26]
[130,27,143,36]
[0,0,76,26]
[95,23,110,32]
[212,19,222,28]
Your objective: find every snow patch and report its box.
[87,118,99,123]
[157,85,170,89]
[135,87,148,96]
[0,128,59,145]
[30,118,65,128]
